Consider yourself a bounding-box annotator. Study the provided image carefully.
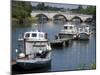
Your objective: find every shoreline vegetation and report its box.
[12,1,96,28]
[12,1,37,28]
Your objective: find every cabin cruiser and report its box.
[77,24,90,40]
[56,23,77,39]
[16,30,52,69]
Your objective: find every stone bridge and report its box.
[31,11,93,22]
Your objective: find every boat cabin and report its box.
[24,30,47,41]
[60,24,77,34]
[79,26,90,34]
[64,24,76,30]
[19,30,49,57]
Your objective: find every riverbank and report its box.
[12,17,37,28]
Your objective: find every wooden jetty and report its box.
[50,38,72,48]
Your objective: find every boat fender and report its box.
[15,49,18,53]
[47,44,52,51]
[19,53,25,58]
[38,50,43,54]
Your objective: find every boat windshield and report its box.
[64,26,68,29]
[64,26,73,30]
[25,33,30,37]
[69,26,73,29]
[32,33,37,37]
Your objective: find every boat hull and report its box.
[16,52,51,69]
[78,33,90,40]
[16,59,51,69]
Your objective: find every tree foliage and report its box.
[71,5,96,15]
[12,1,32,19]
[32,2,64,11]
[12,1,37,28]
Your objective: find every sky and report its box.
[31,2,88,9]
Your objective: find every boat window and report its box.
[85,29,87,32]
[39,33,44,38]
[64,26,68,29]
[32,33,37,37]
[80,29,82,31]
[25,33,30,37]
[69,26,73,29]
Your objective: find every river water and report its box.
[12,22,96,73]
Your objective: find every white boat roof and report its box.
[23,30,47,40]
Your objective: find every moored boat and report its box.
[77,24,90,40]
[56,23,78,39]
[16,30,52,69]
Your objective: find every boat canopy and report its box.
[24,30,46,40]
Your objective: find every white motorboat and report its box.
[16,30,52,69]
[78,24,90,40]
[56,23,78,39]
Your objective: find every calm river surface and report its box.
[12,22,96,73]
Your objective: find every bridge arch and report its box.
[71,16,83,23]
[84,18,93,23]
[35,14,49,23]
[53,14,68,23]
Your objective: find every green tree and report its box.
[12,1,35,28]
[12,1,32,19]
[36,3,45,10]
[71,5,96,15]
[77,5,83,11]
